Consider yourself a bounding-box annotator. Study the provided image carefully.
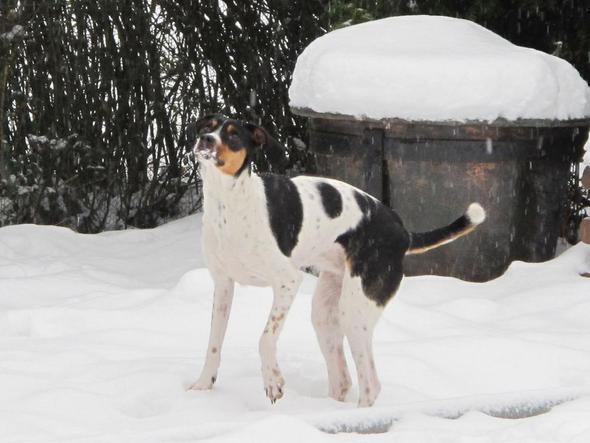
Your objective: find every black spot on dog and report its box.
[353,190,370,214]
[317,182,343,218]
[262,174,303,257]
[337,193,409,306]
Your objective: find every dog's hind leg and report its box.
[259,269,302,403]
[312,271,352,401]
[340,274,384,407]
[188,275,234,390]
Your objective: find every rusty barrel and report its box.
[293,108,590,281]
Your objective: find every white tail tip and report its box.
[466,203,486,224]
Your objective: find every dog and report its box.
[188,115,485,407]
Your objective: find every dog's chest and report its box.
[206,199,260,244]
[203,194,278,285]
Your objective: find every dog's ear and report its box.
[246,123,289,173]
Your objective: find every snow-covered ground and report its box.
[1,215,590,442]
[290,15,590,122]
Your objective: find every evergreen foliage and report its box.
[0,0,324,231]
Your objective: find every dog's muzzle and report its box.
[195,134,217,161]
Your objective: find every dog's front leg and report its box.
[259,274,302,403]
[189,276,234,390]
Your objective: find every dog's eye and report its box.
[227,133,241,143]
[227,133,242,149]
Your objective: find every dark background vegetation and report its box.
[1,0,589,232]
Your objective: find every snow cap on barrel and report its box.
[289,16,590,123]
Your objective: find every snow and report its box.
[0,24,24,42]
[1,215,590,442]
[289,16,590,122]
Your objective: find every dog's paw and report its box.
[263,374,285,404]
[264,379,285,405]
[187,374,217,391]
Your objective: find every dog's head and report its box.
[193,115,287,176]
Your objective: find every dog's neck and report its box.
[200,161,257,206]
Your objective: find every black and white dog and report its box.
[188,115,485,407]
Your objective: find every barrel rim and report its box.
[291,106,590,128]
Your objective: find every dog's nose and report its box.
[196,134,216,153]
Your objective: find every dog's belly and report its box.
[290,238,346,274]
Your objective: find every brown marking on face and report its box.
[225,123,239,136]
[211,347,217,354]
[216,143,247,176]
[209,118,222,130]
[196,117,222,135]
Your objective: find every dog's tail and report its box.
[406,203,486,255]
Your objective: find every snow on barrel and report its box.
[289,15,590,122]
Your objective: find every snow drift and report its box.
[1,215,590,442]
